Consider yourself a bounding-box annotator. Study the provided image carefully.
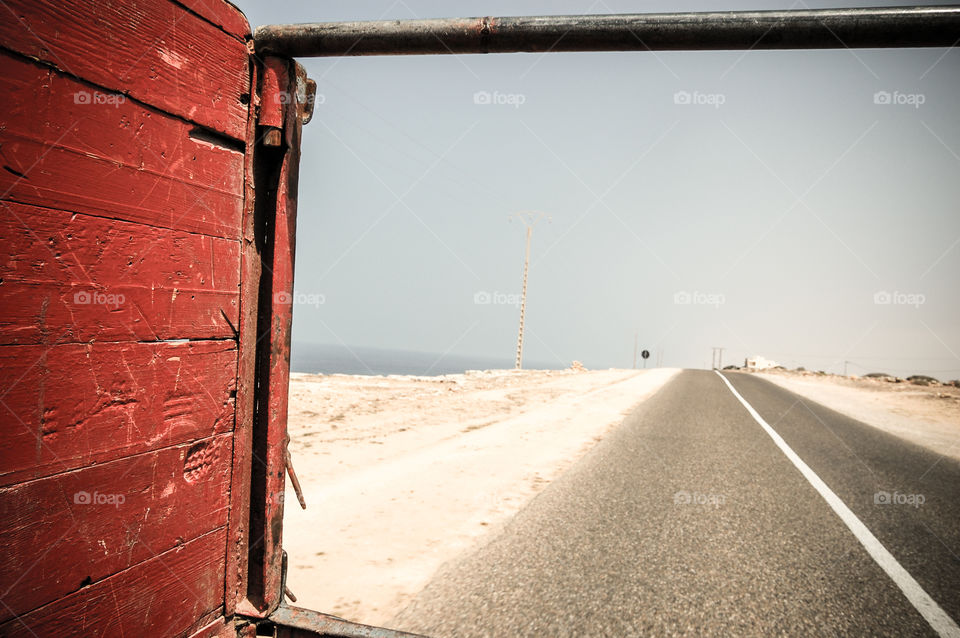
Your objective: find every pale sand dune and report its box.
[753,369,960,461]
[281,367,680,626]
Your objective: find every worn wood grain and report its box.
[0,0,250,140]
[225,55,261,617]
[0,340,237,486]
[0,51,244,239]
[176,0,251,40]
[0,202,241,345]
[0,528,227,637]
[0,434,231,623]
[251,57,301,614]
[186,614,236,638]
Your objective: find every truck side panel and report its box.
[0,0,253,635]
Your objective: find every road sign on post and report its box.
[641,349,650,368]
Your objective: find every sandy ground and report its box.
[750,369,960,461]
[281,367,679,626]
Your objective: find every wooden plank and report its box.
[225,54,261,617]
[0,434,231,623]
[0,340,237,487]
[186,615,234,638]
[0,202,241,345]
[176,0,251,40]
[248,57,302,614]
[0,0,250,140]
[0,528,227,637]
[0,52,244,239]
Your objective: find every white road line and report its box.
[715,371,960,638]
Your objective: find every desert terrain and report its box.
[281,365,960,627]
[281,366,678,625]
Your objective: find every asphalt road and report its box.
[390,370,960,637]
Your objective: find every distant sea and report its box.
[290,342,559,376]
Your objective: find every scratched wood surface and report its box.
[178,0,252,39]
[0,530,229,638]
[0,341,237,486]
[246,57,300,614]
[225,56,262,617]
[0,433,232,622]
[0,52,245,239]
[0,0,250,140]
[0,0,253,634]
[0,202,241,344]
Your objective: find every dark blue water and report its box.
[290,342,559,376]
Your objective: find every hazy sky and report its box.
[234,0,959,378]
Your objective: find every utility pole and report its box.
[711,347,725,370]
[633,332,638,369]
[511,211,548,370]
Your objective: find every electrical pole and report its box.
[711,347,725,369]
[511,211,548,370]
[633,332,638,369]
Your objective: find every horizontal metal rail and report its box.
[254,6,960,57]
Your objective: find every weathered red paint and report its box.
[240,55,304,617]
[0,0,251,634]
[186,615,237,638]
[260,58,287,130]
[0,530,228,638]
[0,0,250,140]
[0,51,245,239]
[0,1,373,635]
[226,49,264,620]
[177,0,253,39]
[0,202,241,345]
[0,340,237,486]
[0,433,232,621]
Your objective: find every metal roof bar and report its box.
[253,6,960,58]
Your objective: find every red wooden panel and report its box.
[0,528,227,638]
[0,202,240,345]
[0,52,244,239]
[225,56,261,616]
[0,0,250,140]
[0,340,236,486]
[177,0,252,40]
[187,615,235,638]
[245,57,302,614]
[260,60,286,129]
[0,434,231,622]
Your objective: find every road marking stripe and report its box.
[716,371,960,638]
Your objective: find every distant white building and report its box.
[745,355,779,371]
